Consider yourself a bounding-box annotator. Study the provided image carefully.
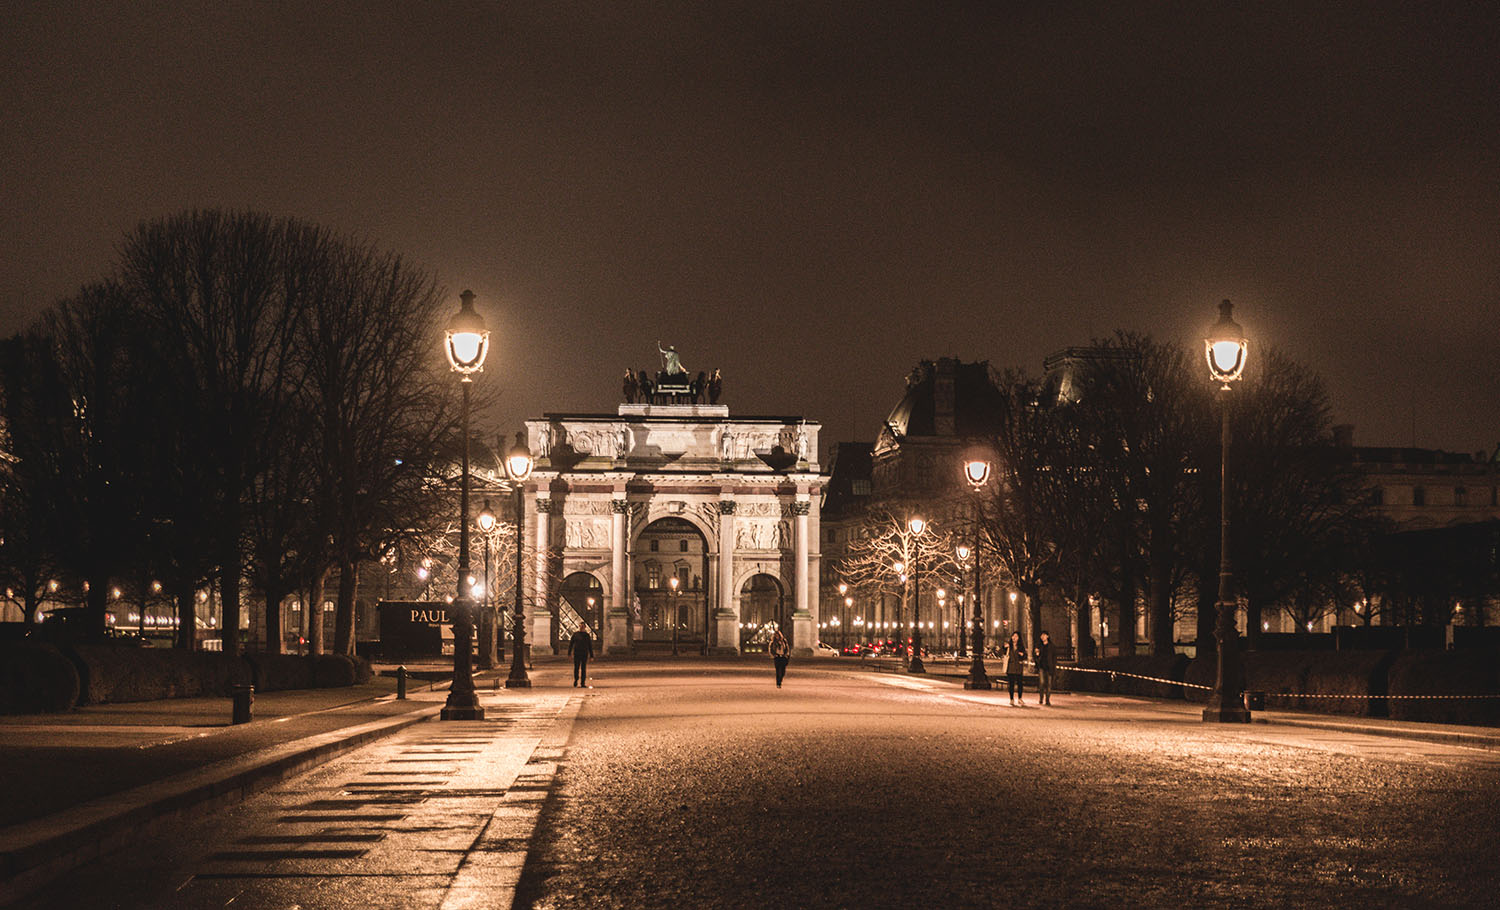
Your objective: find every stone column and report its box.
[535,496,554,655]
[791,497,814,656]
[607,497,630,654]
[714,500,739,655]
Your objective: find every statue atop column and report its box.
[658,341,686,376]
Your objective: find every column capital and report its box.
[610,498,630,514]
[536,497,555,514]
[790,501,810,516]
[718,500,737,515]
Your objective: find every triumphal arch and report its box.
[519,401,823,656]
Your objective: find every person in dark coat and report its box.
[569,623,595,687]
[1035,630,1055,706]
[1002,631,1028,705]
[638,370,654,405]
[768,628,791,688]
[623,369,638,403]
[694,371,707,404]
[708,368,722,404]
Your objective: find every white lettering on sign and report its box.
[410,609,450,624]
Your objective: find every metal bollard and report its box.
[396,665,407,700]
[231,684,255,724]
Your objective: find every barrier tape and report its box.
[1062,665,1500,700]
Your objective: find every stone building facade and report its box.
[520,403,824,656]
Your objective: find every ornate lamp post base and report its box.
[441,700,486,720]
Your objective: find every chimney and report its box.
[933,358,957,436]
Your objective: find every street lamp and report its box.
[442,290,489,721]
[1203,299,1251,723]
[908,516,927,673]
[668,575,681,656]
[962,454,992,688]
[476,500,497,669]
[505,431,534,688]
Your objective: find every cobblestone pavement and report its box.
[514,662,1500,909]
[12,660,1500,909]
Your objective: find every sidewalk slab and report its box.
[0,683,451,904]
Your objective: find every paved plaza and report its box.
[6,659,1500,908]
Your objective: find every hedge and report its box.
[1073,649,1499,726]
[0,642,81,713]
[1,643,373,713]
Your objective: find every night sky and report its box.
[3,2,1497,454]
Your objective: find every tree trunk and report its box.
[1245,596,1263,650]
[86,571,109,640]
[219,558,241,657]
[1149,546,1174,656]
[307,567,326,655]
[334,556,358,655]
[263,583,285,654]
[175,586,196,650]
[1195,575,1217,656]
[1073,582,1094,659]
[1117,572,1137,657]
[23,590,41,626]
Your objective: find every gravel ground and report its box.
[513,662,1500,909]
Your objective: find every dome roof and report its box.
[883,358,1004,439]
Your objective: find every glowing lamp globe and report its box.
[445,290,489,375]
[504,431,534,482]
[1205,299,1248,387]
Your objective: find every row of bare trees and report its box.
[835,333,1385,656]
[0,210,460,655]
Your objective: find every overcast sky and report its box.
[3,2,1497,454]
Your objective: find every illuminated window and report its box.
[647,564,661,589]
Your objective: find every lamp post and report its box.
[962,455,992,688]
[668,575,680,656]
[908,516,926,674]
[1203,299,1251,723]
[505,431,535,688]
[477,500,497,669]
[844,595,853,650]
[441,290,489,721]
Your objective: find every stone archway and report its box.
[559,572,604,638]
[739,573,785,653]
[633,517,710,650]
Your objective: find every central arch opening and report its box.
[739,573,785,653]
[633,517,709,650]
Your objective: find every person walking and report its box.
[769,628,791,688]
[569,623,595,687]
[1002,631,1028,705]
[1035,630,1055,706]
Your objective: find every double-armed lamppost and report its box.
[908,516,927,674]
[1203,299,1251,723]
[477,500,497,669]
[505,431,534,688]
[962,455,992,688]
[441,290,489,721]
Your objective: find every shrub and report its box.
[1061,655,1188,699]
[0,642,81,713]
[243,652,316,691]
[1388,650,1500,726]
[68,644,247,703]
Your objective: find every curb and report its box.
[1255,713,1500,752]
[0,701,442,904]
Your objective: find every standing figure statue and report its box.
[693,371,707,404]
[708,368,723,404]
[658,341,686,376]
[623,368,638,404]
[638,369,654,405]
